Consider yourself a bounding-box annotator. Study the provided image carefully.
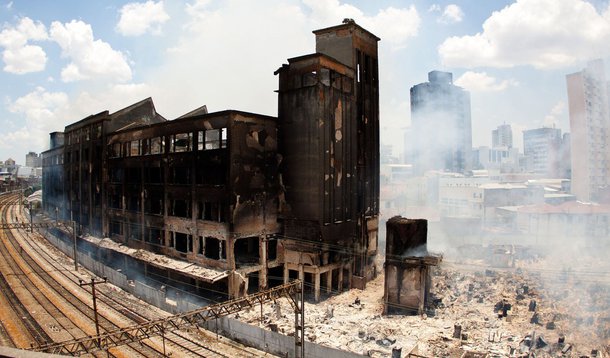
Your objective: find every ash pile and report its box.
[235,216,609,357]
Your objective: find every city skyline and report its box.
[1,0,610,163]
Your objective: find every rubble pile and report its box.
[237,255,610,357]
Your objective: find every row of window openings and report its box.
[109,166,225,186]
[43,154,64,166]
[170,233,227,259]
[109,225,277,263]
[299,68,353,93]
[110,223,163,245]
[66,123,103,146]
[108,195,226,222]
[110,129,227,158]
[168,233,278,262]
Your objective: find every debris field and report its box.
[238,251,610,358]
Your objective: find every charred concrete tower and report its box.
[276,20,380,300]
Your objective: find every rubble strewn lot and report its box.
[238,251,610,357]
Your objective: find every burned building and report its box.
[42,98,166,230]
[42,21,380,302]
[383,217,441,315]
[276,20,380,300]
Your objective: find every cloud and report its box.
[50,20,132,83]
[3,45,47,74]
[2,83,155,155]
[3,87,69,151]
[9,86,68,122]
[454,71,518,92]
[70,83,153,114]
[116,1,170,36]
[153,0,421,118]
[438,4,463,24]
[0,17,48,74]
[428,4,441,12]
[543,101,565,127]
[302,0,420,49]
[439,0,610,69]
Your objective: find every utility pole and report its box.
[28,203,33,233]
[72,221,78,271]
[294,279,305,358]
[79,277,107,347]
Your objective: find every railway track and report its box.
[0,193,135,357]
[0,192,259,357]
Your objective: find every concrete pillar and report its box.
[283,264,289,284]
[347,263,353,289]
[226,237,235,270]
[228,272,236,299]
[259,236,267,290]
[338,265,344,292]
[326,270,333,294]
[314,272,321,302]
[418,267,427,315]
[298,264,304,294]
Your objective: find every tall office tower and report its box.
[523,127,563,176]
[276,20,380,296]
[566,59,610,201]
[410,71,472,175]
[492,124,513,148]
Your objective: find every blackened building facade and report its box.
[276,21,380,299]
[42,21,380,301]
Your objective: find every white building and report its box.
[474,146,520,172]
[492,124,513,148]
[566,59,610,202]
[498,201,610,241]
[523,127,566,177]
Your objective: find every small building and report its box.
[497,201,610,244]
[383,217,441,315]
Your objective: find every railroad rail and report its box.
[1,192,302,357]
[0,221,72,230]
[0,194,166,356]
[34,279,305,356]
[0,194,157,356]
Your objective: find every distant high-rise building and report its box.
[523,127,563,176]
[409,70,472,175]
[473,146,520,172]
[566,59,610,201]
[4,158,16,173]
[25,151,41,168]
[560,133,571,179]
[492,124,513,148]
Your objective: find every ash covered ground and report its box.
[237,246,610,357]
